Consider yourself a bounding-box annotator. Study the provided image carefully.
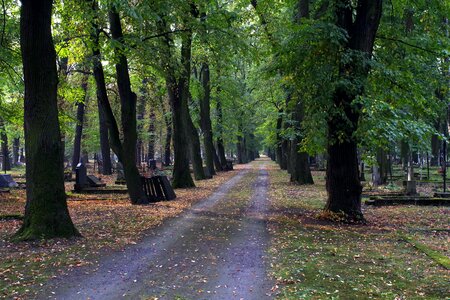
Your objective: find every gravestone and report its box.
[0,174,18,188]
[74,163,88,192]
[226,160,233,171]
[87,175,106,187]
[406,163,417,195]
[115,162,126,184]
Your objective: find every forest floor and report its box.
[0,158,449,299]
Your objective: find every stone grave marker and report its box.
[115,162,126,184]
[74,163,88,192]
[87,175,106,187]
[0,174,18,188]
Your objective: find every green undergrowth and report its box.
[267,161,449,299]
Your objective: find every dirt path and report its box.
[38,160,273,299]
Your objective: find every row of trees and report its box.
[255,0,448,221]
[1,0,448,238]
[1,0,262,239]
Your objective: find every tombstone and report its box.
[87,175,106,188]
[97,159,104,174]
[74,163,88,192]
[158,176,176,200]
[115,162,126,184]
[226,160,233,171]
[372,165,380,187]
[406,162,417,195]
[0,174,18,188]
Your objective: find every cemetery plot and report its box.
[366,196,450,206]
[72,163,127,195]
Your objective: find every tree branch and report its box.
[376,35,441,55]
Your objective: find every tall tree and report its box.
[325,0,382,220]
[97,100,112,175]
[108,6,148,203]
[158,15,196,188]
[88,0,147,203]
[71,76,88,171]
[215,96,228,169]
[289,0,313,185]
[0,117,11,171]
[15,0,79,240]
[200,62,216,175]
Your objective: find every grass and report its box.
[400,234,450,269]
[267,160,449,299]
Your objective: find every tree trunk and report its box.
[161,102,172,166]
[216,97,227,169]
[288,0,314,183]
[147,109,156,161]
[13,137,20,166]
[168,77,195,187]
[400,140,409,172]
[212,144,223,172]
[109,7,148,204]
[199,63,216,176]
[15,0,79,240]
[325,0,382,221]
[290,102,314,184]
[187,111,207,180]
[136,80,147,166]
[377,148,388,185]
[97,101,112,175]
[237,137,244,164]
[71,76,88,171]
[280,93,292,171]
[161,21,196,187]
[0,118,11,171]
[276,108,283,166]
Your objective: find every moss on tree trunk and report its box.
[15,0,79,240]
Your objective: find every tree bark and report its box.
[15,0,79,240]
[136,80,147,165]
[216,97,228,169]
[187,108,207,180]
[159,97,172,166]
[289,100,314,184]
[275,108,283,166]
[12,137,20,166]
[325,0,382,221]
[147,111,156,161]
[97,100,112,175]
[108,7,148,204]
[160,18,195,188]
[199,63,216,175]
[0,118,11,171]
[212,144,223,172]
[71,76,88,171]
